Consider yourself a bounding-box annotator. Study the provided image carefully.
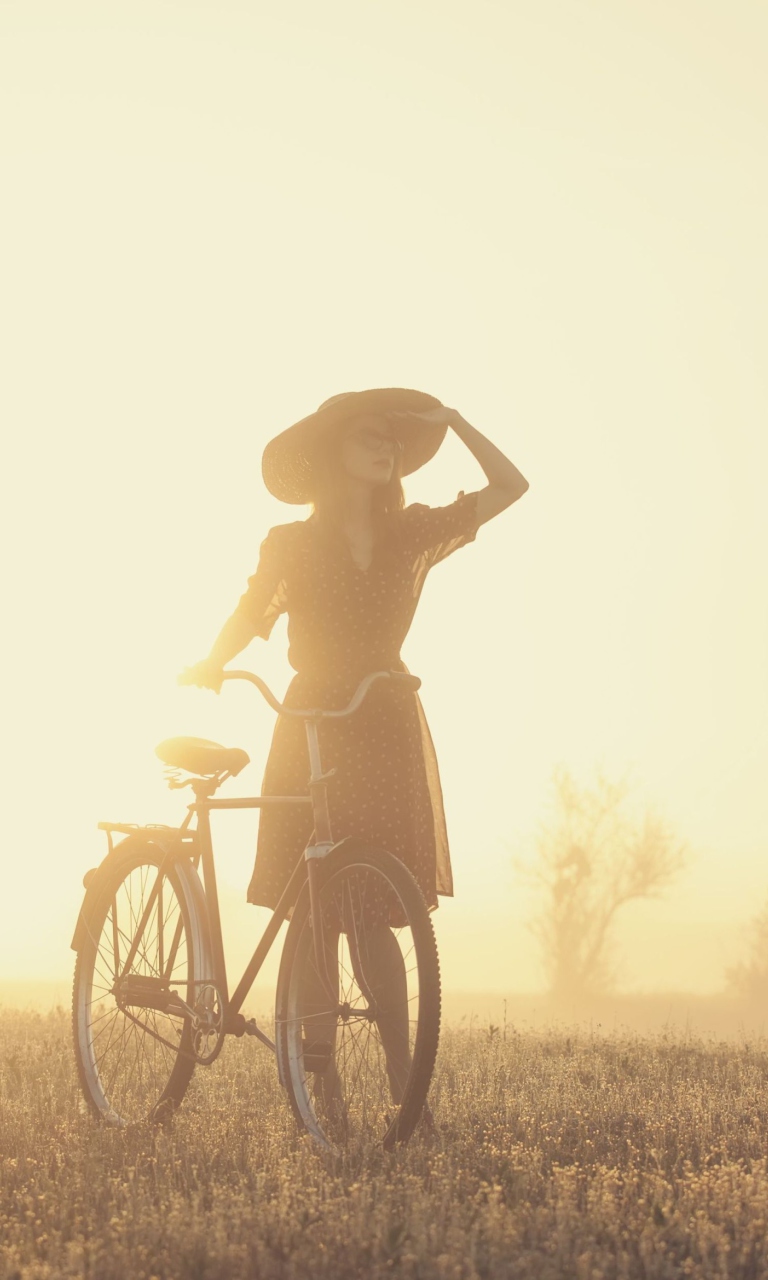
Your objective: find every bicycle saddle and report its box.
[155,737,250,778]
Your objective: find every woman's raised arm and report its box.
[400,406,529,527]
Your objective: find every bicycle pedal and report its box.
[242,1018,276,1053]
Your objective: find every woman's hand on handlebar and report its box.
[178,659,225,693]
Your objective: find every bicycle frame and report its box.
[104,667,420,1053]
[195,782,314,1033]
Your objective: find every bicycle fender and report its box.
[70,831,201,953]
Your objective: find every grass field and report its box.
[3,1007,768,1279]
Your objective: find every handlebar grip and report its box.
[389,671,421,692]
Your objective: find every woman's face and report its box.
[337,413,403,487]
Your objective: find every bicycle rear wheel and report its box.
[72,838,211,1125]
[275,841,441,1151]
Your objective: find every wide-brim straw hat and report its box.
[262,387,448,505]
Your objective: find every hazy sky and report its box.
[1,0,766,994]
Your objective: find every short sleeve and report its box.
[400,489,482,569]
[233,524,293,640]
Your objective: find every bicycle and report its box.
[71,668,441,1151]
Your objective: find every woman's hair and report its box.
[306,422,406,533]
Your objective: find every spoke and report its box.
[152,1008,158,1084]
[134,1013,157,1091]
[92,961,116,992]
[359,1032,376,1124]
[341,1014,373,1082]
[93,1010,122,1070]
[116,922,160,976]
[95,933,118,983]
[158,878,164,975]
[345,1021,374,1119]
[136,1014,146,1096]
[150,1009,173,1070]
[336,946,358,999]
[120,866,165,980]
[127,872,137,945]
[163,895,180,931]
[88,1004,118,1031]
[111,896,120,973]
[282,1007,339,1027]
[142,899,158,977]
[103,1016,134,1098]
[337,1013,368,1085]
[114,1021,139,1105]
[91,1011,123,1047]
[89,971,115,994]
[336,1018,365,1081]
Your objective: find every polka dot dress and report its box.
[234,490,482,921]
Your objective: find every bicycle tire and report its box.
[275,840,441,1151]
[72,837,211,1125]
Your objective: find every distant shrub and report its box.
[521,765,687,1002]
[727,894,768,999]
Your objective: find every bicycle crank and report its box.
[190,983,226,1065]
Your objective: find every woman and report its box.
[186,387,528,1112]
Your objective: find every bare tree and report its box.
[726,896,768,1000]
[523,765,687,1001]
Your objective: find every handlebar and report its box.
[179,667,421,720]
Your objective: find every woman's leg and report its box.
[303,920,432,1119]
[300,923,342,1110]
[352,923,411,1104]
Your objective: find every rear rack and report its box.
[97,821,180,837]
[97,821,197,855]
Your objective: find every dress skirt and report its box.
[246,662,453,926]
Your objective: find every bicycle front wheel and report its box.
[275,841,441,1151]
[72,838,211,1126]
